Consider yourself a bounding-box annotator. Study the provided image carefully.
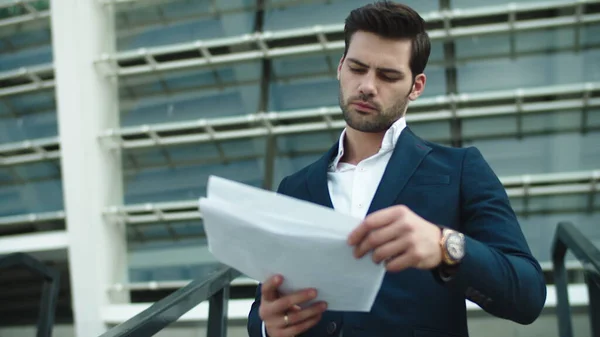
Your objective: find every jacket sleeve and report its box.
[446,147,547,324]
[247,177,289,337]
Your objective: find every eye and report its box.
[349,66,366,73]
[379,74,399,82]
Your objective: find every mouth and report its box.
[351,102,377,112]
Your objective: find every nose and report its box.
[358,72,377,98]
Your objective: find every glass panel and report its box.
[0,168,13,184]
[270,76,339,111]
[518,213,600,262]
[0,41,52,70]
[12,162,60,181]
[278,132,338,155]
[409,120,451,144]
[0,179,63,217]
[219,137,265,159]
[121,86,255,126]
[264,0,437,31]
[0,111,58,143]
[271,52,337,79]
[465,131,600,176]
[273,153,323,184]
[462,110,587,140]
[512,194,591,214]
[116,0,255,50]
[421,63,446,98]
[124,159,264,204]
[452,0,545,9]
[457,49,600,93]
[7,91,55,115]
[1,24,52,53]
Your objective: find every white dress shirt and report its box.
[261,117,407,337]
[327,117,407,218]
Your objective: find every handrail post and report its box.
[98,266,240,337]
[37,268,61,337]
[552,223,574,337]
[0,253,60,337]
[552,221,600,337]
[207,285,229,337]
[585,272,600,337]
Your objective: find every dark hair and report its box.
[343,1,431,79]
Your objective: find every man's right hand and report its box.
[259,275,328,337]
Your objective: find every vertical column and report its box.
[439,0,461,148]
[49,1,129,336]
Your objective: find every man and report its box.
[247,1,547,336]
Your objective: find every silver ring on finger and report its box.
[284,313,289,327]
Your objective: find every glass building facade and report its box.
[0,0,598,334]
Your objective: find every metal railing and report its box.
[552,221,600,337]
[99,265,241,337]
[0,252,61,337]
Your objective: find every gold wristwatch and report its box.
[439,228,465,265]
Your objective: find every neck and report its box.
[341,127,386,165]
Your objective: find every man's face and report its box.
[337,31,424,133]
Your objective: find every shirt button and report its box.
[326,321,337,335]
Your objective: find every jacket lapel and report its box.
[305,142,338,209]
[367,127,432,214]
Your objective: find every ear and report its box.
[408,73,426,100]
[337,55,345,81]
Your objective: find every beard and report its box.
[339,86,410,133]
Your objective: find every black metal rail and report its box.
[552,221,600,337]
[0,252,61,337]
[99,265,241,337]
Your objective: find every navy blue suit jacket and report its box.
[248,127,547,337]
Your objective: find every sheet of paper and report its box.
[198,176,386,312]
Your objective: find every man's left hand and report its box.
[347,205,442,272]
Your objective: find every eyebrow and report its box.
[347,58,405,76]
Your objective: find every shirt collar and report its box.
[329,117,407,170]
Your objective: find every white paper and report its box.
[198,175,386,312]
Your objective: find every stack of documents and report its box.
[198,176,386,312]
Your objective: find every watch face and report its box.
[446,234,465,260]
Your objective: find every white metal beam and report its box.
[104,200,200,225]
[105,0,344,40]
[1,1,596,99]
[101,82,600,150]
[0,0,51,29]
[96,0,600,78]
[101,284,588,324]
[0,136,60,166]
[0,169,595,241]
[501,170,600,187]
[0,64,55,98]
[109,260,583,293]
[0,230,68,255]
[0,210,65,227]
[118,258,586,293]
[49,0,129,335]
[102,169,600,226]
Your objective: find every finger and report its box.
[354,222,405,258]
[261,274,283,302]
[371,236,411,264]
[385,249,419,272]
[271,288,318,316]
[283,301,328,328]
[348,205,408,245]
[289,304,302,312]
[285,313,323,337]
